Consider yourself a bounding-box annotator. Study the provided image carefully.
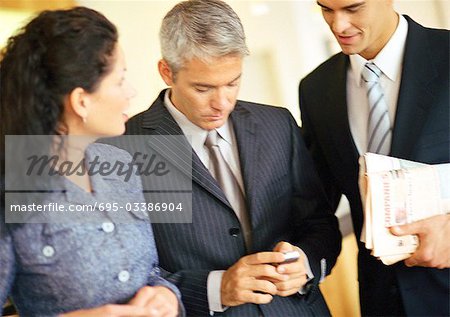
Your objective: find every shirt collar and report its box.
[350,14,408,86]
[216,121,233,145]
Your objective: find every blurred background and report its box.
[1,1,449,316]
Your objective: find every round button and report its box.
[229,227,240,237]
[118,270,130,283]
[102,222,115,233]
[42,245,55,257]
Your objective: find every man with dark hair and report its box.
[299,0,449,316]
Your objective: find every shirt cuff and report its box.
[207,270,228,313]
[295,247,324,295]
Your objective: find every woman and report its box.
[0,7,182,317]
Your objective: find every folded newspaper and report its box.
[359,153,450,265]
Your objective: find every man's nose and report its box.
[331,12,351,34]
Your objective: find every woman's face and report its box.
[82,45,136,137]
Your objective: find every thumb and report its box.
[390,221,421,236]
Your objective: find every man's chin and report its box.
[202,121,225,131]
[340,46,361,56]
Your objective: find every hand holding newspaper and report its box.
[359,153,450,265]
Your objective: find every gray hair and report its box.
[159,0,249,74]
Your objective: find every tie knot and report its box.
[205,130,219,148]
[362,62,382,83]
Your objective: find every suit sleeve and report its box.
[288,110,342,286]
[147,270,186,317]
[299,79,343,211]
[159,267,211,316]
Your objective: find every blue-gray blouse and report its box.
[0,143,183,316]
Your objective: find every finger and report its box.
[148,305,171,317]
[99,304,150,317]
[158,303,178,317]
[242,290,274,305]
[390,224,417,236]
[129,286,156,306]
[160,309,178,317]
[404,240,434,267]
[244,252,286,265]
[147,287,179,317]
[252,264,288,281]
[273,241,294,253]
[390,216,438,236]
[404,257,419,267]
[275,274,307,293]
[143,303,176,317]
[277,288,303,297]
[249,279,278,295]
[277,258,305,275]
[144,295,177,316]
[266,271,305,283]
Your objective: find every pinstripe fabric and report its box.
[122,90,341,316]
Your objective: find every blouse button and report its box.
[118,270,130,283]
[102,222,115,233]
[42,245,55,257]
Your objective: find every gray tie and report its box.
[205,130,252,248]
[362,62,392,154]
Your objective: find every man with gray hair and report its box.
[125,1,341,315]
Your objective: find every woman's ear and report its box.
[158,59,175,86]
[67,87,89,122]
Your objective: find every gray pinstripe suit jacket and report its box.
[122,90,341,316]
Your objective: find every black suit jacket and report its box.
[121,90,341,316]
[299,16,449,316]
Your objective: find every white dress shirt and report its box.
[347,14,408,154]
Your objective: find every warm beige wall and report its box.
[2,1,447,122]
[0,0,75,10]
[76,0,449,124]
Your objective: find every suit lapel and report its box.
[230,105,259,220]
[140,91,231,208]
[391,16,437,159]
[325,55,359,164]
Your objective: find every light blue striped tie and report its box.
[362,62,392,154]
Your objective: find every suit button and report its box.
[229,227,240,237]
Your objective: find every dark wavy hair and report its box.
[0,7,118,217]
[0,6,118,137]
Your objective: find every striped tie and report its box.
[362,62,392,154]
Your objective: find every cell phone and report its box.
[281,251,300,264]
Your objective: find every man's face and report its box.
[317,0,397,60]
[159,55,242,131]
